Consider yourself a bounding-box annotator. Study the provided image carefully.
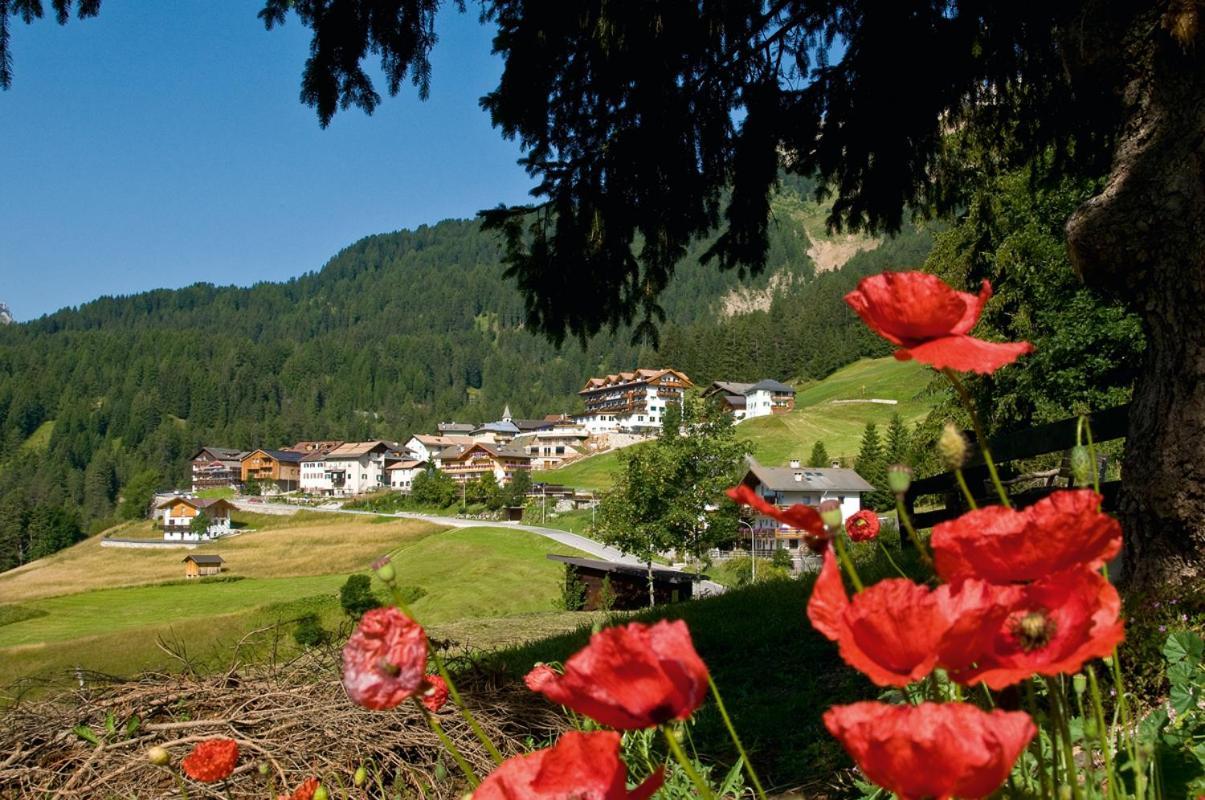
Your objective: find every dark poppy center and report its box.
[1011,610,1057,652]
[649,702,678,724]
[376,657,401,677]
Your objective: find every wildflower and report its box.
[181,738,238,783]
[342,607,428,710]
[474,731,664,800]
[807,549,1002,686]
[524,620,708,729]
[726,484,827,552]
[952,568,1124,689]
[824,701,1036,800]
[421,674,449,712]
[1159,625,1167,633]
[845,510,880,542]
[844,271,1033,374]
[277,777,320,800]
[146,746,170,766]
[931,490,1121,585]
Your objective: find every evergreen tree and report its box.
[884,413,910,468]
[808,441,830,469]
[854,421,890,511]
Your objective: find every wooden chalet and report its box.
[157,496,235,541]
[189,446,245,492]
[575,368,692,434]
[182,554,224,579]
[240,449,303,493]
[548,555,699,610]
[438,441,533,486]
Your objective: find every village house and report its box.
[575,368,692,435]
[734,458,875,555]
[703,379,796,421]
[548,554,697,610]
[438,441,533,486]
[405,434,475,465]
[285,440,344,455]
[437,422,476,436]
[387,459,426,492]
[158,496,235,541]
[189,447,246,493]
[299,441,404,496]
[182,554,224,578]
[512,427,591,470]
[240,449,304,493]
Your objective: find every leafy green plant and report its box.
[1138,631,1205,798]
[557,565,587,611]
[339,574,378,619]
[293,613,329,648]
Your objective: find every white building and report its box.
[575,368,692,434]
[734,459,875,557]
[157,497,235,542]
[387,459,426,492]
[702,379,796,421]
[404,434,475,465]
[299,441,404,496]
[511,427,591,470]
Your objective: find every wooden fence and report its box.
[901,405,1129,529]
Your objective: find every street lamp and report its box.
[737,519,755,581]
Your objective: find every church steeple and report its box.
[502,404,513,422]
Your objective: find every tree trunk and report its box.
[647,560,656,607]
[1065,4,1205,590]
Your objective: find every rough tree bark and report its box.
[1065,3,1205,590]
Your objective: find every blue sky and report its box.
[0,2,532,321]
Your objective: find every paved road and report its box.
[232,499,726,596]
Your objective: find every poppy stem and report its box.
[387,584,505,764]
[941,368,1011,508]
[662,725,715,800]
[1044,677,1084,800]
[875,538,908,579]
[831,534,864,592]
[953,468,978,510]
[1024,681,1053,800]
[412,697,480,787]
[707,675,770,800]
[894,496,934,570]
[1086,667,1118,800]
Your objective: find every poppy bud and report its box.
[146,746,170,766]
[818,499,842,530]
[887,464,913,495]
[1070,445,1092,486]
[938,423,968,469]
[257,762,270,777]
[373,556,396,583]
[1072,673,1087,696]
[354,765,368,787]
[313,784,329,800]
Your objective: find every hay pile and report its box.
[0,649,562,798]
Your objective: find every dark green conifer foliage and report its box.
[808,441,830,469]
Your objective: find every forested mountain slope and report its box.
[0,176,932,568]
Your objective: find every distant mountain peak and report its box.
[0,303,11,325]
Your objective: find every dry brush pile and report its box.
[0,648,562,799]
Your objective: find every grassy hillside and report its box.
[536,356,937,490]
[0,515,587,689]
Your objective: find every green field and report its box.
[0,521,587,689]
[535,356,937,491]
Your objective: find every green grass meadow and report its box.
[536,356,937,491]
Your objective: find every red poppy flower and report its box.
[341,606,428,710]
[824,701,1036,800]
[844,272,1033,374]
[181,738,239,783]
[420,674,449,712]
[844,510,880,542]
[953,567,1124,689]
[726,484,828,552]
[524,620,709,729]
[277,777,320,800]
[932,489,1121,585]
[474,731,664,800]
[807,549,1002,686]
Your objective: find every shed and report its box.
[548,554,699,610]
[182,554,224,579]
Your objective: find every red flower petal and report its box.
[824,701,1036,800]
[933,490,1121,585]
[844,510,880,542]
[341,607,428,710]
[845,272,974,347]
[524,620,709,729]
[474,731,664,800]
[899,335,1034,374]
[955,568,1125,689]
[280,777,320,800]
[181,738,239,783]
[726,484,826,540]
[420,674,449,712]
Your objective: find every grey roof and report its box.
[183,554,224,564]
[548,554,701,583]
[438,422,476,434]
[192,446,244,462]
[743,460,875,493]
[748,378,795,394]
[474,420,521,435]
[254,449,304,463]
[707,381,755,395]
[513,419,553,432]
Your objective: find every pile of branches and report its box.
[0,647,563,799]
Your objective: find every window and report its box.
[789,539,799,549]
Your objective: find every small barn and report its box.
[182,554,224,579]
[548,554,699,610]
